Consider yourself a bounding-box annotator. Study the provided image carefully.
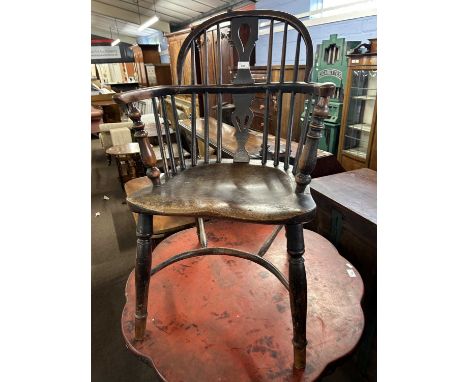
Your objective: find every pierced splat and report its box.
[230,17,258,162]
[231,17,258,85]
[231,93,254,162]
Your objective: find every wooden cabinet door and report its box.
[168,40,179,84]
[167,33,192,85]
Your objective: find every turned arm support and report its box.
[127,103,161,186]
[295,83,335,194]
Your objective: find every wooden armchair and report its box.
[113,10,334,370]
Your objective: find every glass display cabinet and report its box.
[337,39,377,170]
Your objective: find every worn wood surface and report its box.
[125,177,196,235]
[309,168,376,380]
[126,161,316,223]
[309,168,376,226]
[122,221,364,381]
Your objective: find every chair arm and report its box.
[127,104,161,186]
[295,82,335,193]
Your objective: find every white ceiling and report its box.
[91,0,252,43]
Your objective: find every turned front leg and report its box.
[285,223,308,369]
[135,213,153,340]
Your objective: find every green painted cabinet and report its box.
[300,34,360,154]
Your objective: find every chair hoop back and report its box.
[113,10,335,191]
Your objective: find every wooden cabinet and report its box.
[131,44,172,87]
[166,30,193,85]
[337,41,377,171]
[166,26,237,113]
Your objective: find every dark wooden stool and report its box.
[122,221,364,381]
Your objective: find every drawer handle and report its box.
[259,104,265,110]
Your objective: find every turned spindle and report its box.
[295,83,335,194]
[128,104,161,186]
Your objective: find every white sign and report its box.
[91,46,121,60]
[238,61,250,69]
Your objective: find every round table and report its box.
[106,143,146,189]
[122,221,364,381]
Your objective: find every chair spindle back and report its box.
[114,10,335,193]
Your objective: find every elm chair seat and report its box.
[126,161,316,223]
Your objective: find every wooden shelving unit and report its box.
[337,39,377,171]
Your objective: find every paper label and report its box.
[238,61,250,69]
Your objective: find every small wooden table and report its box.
[122,221,364,381]
[180,117,344,178]
[106,143,190,189]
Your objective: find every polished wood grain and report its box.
[126,161,316,224]
[122,221,364,381]
[309,168,376,225]
[125,177,196,235]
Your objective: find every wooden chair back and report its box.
[113,10,334,191]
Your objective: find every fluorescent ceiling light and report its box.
[111,38,121,46]
[138,15,159,31]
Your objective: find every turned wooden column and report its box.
[285,223,307,369]
[295,83,335,194]
[128,103,161,186]
[134,213,153,340]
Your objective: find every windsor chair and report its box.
[113,10,335,370]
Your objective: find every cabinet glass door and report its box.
[343,69,377,160]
